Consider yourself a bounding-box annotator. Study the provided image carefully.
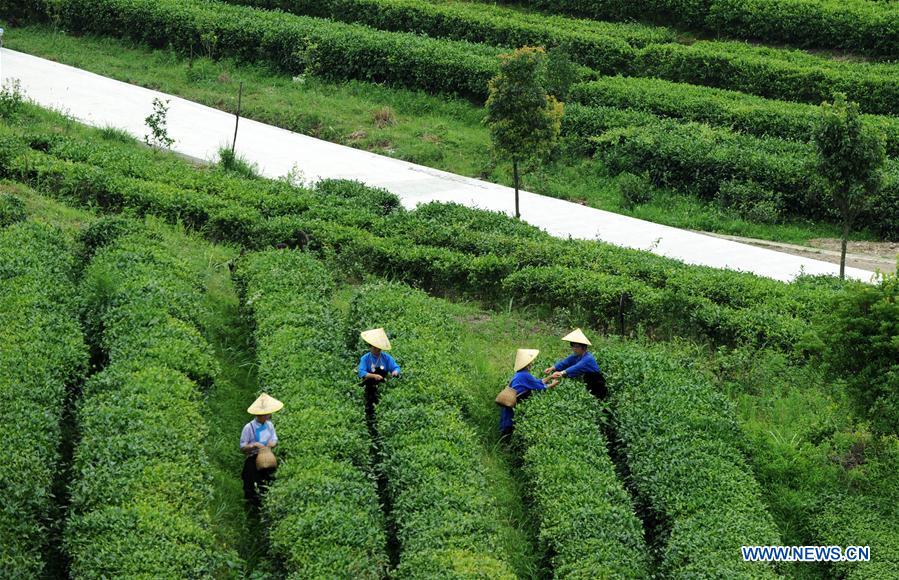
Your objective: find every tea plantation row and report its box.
[516,384,651,577]
[0,220,87,577]
[69,221,237,576]
[562,104,899,239]
[601,342,782,577]
[234,250,389,577]
[511,0,899,58]
[347,282,517,577]
[0,110,848,353]
[216,0,899,115]
[8,0,899,114]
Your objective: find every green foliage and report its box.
[581,108,899,238]
[348,282,516,577]
[68,224,238,577]
[633,41,899,116]
[814,94,887,276]
[0,221,87,577]
[601,341,782,577]
[5,107,851,356]
[824,272,899,435]
[233,250,388,577]
[0,192,27,226]
[516,0,899,58]
[144,97,174,149]
[486,47,563,166]
[516,384,651,577]
[220,0,663,71]
[0,79,26,120]
[617,171,653,209]
[35,0,503,100]
[569,76,899,157]
[717,180,783,225]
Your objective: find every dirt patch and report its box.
[700,232,897,274]
[346,129,368,144]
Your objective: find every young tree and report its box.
[485,46,563,219]
[813,93,885,279]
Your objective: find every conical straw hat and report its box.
[561,328,592,346]
[361,328,391,350]
[247,393,284,415]
[514,348,540,372]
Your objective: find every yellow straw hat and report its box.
[514,348,540,372]
[561,328,592,346]
[361,328,391,351]
[247,393,284,415]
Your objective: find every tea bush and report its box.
[220,0,646,72]
[569,76,899,157]
[348,282,516,577]
[37,0,503,100]
[0,222,87,576]
[601,341,783,577]
[516,384,651,577]
[66,225,236,577]
[514,0,899,59]
[0,192,27,226]
[233,249,388,577]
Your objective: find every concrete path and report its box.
[2,48,875,283]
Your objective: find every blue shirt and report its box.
[358,352,401,379]
[554,351,600,379]
[499,369,546,431]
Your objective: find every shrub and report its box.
[823,272,899,435]
[634,41,899,116]
[234,250,388,577]
[617,171,653,208]
[717,180,783,224]
[601,341,782,577]
[515,0,899,59]
[516,384,651,576]
[67,225,236,577]
[0,192,27,226]
[347,282,516,576]
[39,0,502,100]
[569,76,899,157]
[0,222,87,577]
[220,0,655,71]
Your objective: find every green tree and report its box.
[485,46,563,219]
[824,269,899,435]
[813,93,885,279]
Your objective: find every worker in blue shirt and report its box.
[497,348,557,438]
[358,328,400,416]
[544,328,607,399]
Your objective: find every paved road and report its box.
[2,48,874,282]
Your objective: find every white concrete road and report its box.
[2,48,875,283]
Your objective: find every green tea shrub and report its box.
[348,282,516,577]
[234,250,388,577]
[0,222,87,576]
[67,225,236,577]
[0,193,26,226]
[517,384,651,576]
[602,341,782,577]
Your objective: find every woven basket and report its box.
[495,386,518,408]
[256,447,277,470]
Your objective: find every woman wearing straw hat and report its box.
[358,328,401,416]
[240,393,283,508]
[497,348,557,438]
[544,328,606,399]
